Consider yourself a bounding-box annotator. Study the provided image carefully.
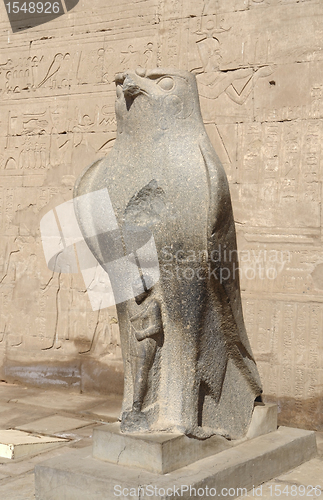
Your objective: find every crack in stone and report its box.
[116,444,126,465]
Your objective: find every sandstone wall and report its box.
[0,0,322,430]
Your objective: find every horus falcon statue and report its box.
[74,68,262,439]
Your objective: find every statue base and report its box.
[92,403,278,474]
[35,425,316,499]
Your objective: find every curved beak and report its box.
[115,73,148,98]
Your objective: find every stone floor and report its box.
[0,381,320,499]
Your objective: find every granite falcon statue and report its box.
[74,68,262,439]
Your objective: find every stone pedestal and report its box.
[35,426,317,500]
[92,403,277,474]
[34,404,318,500]
[93,423,231,474]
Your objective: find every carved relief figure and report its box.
[37,53,70,89]
[121,278,163,432]
[193,13,273,173]
[120,45,140,71]
[141,43,154,68]
[196,19,273,117]
[74,68,262,439]
[96,48,115,84]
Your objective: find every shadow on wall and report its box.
[3,0,80,33]
[264,395,323,432]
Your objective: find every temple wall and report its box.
[0,0,322,430]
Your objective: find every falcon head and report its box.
[114,68,203,133]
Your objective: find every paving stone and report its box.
[0,430,67,460]
[0,405,53,429]
[79,395,122,423]
[0,406,12,415]
[54,423,99,443]
[316,432,323,457]
[16,415,93,436]
[277,458,323,490]
[0,472,35,500]
[0,444,73,476]
[0,471,12,480]
[12,390,106,412]
[0,384,40,404]
[69,437,94,449]
[66,424,97,438]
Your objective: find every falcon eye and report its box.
[157,77,174,91]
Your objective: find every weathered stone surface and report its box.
[0,0,322,432]
[92,422,232,474]
[34,427,317,500]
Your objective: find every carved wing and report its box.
[199,133,262,394]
